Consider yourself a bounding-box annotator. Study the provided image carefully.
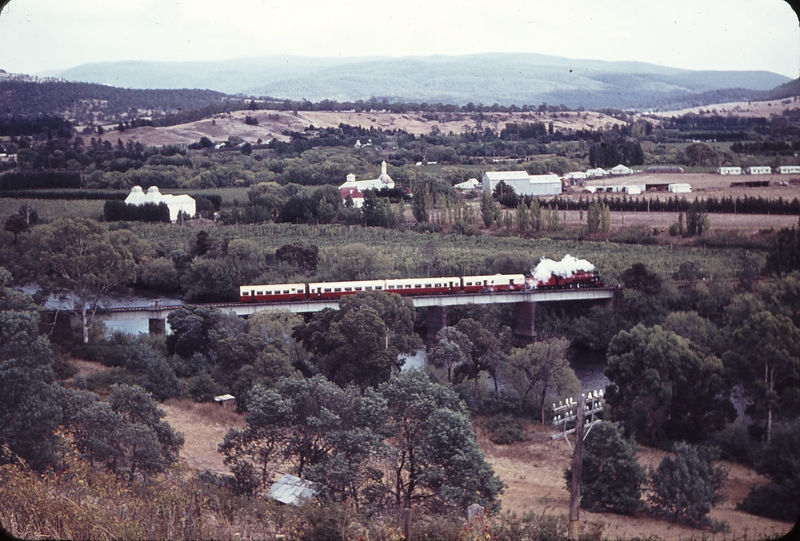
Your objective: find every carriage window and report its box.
[405,285,412,289]
[376,286,382,290]
[324,288,332,293]
[387,285,395,289]
[355,287,362,291]
[334,288,342,292]
[258,291,265,295]
[425,284,431,288]
[283,290,290,294]
[466,282,472,286]
[365,286,372,290]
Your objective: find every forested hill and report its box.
[41,53,792,111]
[0,79,234,121]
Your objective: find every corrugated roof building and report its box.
[267,474,321,506]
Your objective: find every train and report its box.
[239,266,602,303]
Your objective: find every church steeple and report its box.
[381,161,387,175]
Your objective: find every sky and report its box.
[0,0,797,78]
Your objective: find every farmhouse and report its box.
[340,187,365,208]
[778,165,800,174]
[718,167,742,175]
[339,161,394,193]
[481,171,562,196]
[124,186,196,223]
[748,166,772,175]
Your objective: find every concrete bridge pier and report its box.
[148,318,166,335]
[514,301,536,344]
[426,306,448,345]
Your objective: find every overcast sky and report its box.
[0,0,797,78]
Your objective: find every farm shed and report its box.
[748,166,772,175]
[730,180,770,188]
[610,164,632,175]
[778,165,800,174]
[668,183,692,193]
[586,168,608,178]
[717,167,742,175]
[125,186,196,223]
[482,171,562,196]
[562,171,587,185]
[267,474,321,506]
[454,178,480,191]
[585,185,643,194]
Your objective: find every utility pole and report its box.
[567,393,586,541]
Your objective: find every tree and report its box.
[738,418,800,521]
[605,324,734,444]
[563,422,645,515]
[505,337,579,423]
[71,384,183,481]
[480,188,497,228]
[292,291,421,388]
[427,326,471,382]
[376,371,504,512]
[722,311,800,442]
[3,214,29,244]
[275,243,319,274]
[219,376,384,500]
[26,218,136,343]
[586,199,611,234]
[412,183,430,223]
[648,443,727,525]
[452,318,510,395]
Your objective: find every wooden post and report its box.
[402,507,411,541]
[568,394,586,541]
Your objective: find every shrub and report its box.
[486,415,526,445]
[648,442,727,525]
[185,373,224,402]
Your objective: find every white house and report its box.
[125,186,196,222]
[718,167,742,175]
[748,166,772,175]
[339,161,394,193]
[778,165,800,174]
[481,171,562,196]
[668,183,692,193]
[454,178,480,191]
[610,164,632,175]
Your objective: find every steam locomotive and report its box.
[239,268,602,303]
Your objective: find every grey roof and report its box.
[267,474,321,506]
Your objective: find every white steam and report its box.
[532,255,595,282]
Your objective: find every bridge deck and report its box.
[71,288,618,322]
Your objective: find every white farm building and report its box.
[481,171,562,197]
[718,167,742,175]
[668,183,692,193]
[125,186,195,222]
[748,166,772,175]
[339,161,394,193]
[778,165,800,175]
[610,164,632,175]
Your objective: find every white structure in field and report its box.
[125,186,195,222]
[718,166,742,175]
[481,171,562,196]
[778,165,800,174]
[610,164,632,175]
[748,166,772,175]
[454,178,480,191]
[668,183,692,193]
[339,161,394,192]
[586,168,609,178]
[340,187,365,208]
[585,184,644,195]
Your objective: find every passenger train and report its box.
[239,270,602,303]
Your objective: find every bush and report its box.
[648,442,727,525]
[185,373,224,403]
[486,415,526,445]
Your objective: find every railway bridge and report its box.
[71,287,618,342]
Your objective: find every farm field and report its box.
[153,396,793,541]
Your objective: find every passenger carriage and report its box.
[384,277,460,295]
[461,274,526,293]
[240,283,307,302]
[308,279,386,299]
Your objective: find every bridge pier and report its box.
[514,301,536,344]
[426,306,448,345]
[148,318,166,335]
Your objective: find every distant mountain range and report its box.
[40,53,793,111]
